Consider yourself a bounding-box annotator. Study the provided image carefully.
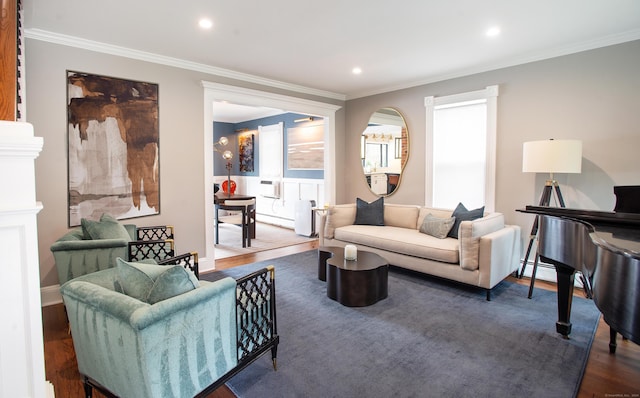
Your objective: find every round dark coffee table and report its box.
[318,246,388,307]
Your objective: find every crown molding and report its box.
[25,28,346,102]
[347,29,640,100]
[201,81,342,115]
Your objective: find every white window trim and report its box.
[424,85,498,212]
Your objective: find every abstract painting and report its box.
[238,132,254,172]
[67,71,160,226]
[287,125,324,169]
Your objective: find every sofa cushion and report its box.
[335,225,459,264]
[448,203,485,239]
[354,197,384,226]
[81,213,131,241]
[324,204,357,239]
[384,204,420,229]
[419,214,456,239]
[116,258,199,304]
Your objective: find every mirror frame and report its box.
[361,107,409,197]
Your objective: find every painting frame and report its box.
[66,70,160,227]
[238,131,255,172]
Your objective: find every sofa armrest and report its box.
[322,204,356,240]
[51,234,130,284]
[50,237,128,251]
[458,213,505,271]
[477,225,522,289]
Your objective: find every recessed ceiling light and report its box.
[486,26,501,37]
[352,67,362,75]
[199,18,213,29]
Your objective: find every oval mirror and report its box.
[361,108,409,196]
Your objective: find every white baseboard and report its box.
[519,260,585,289]
[41,284,62,307]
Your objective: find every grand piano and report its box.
[518,185,640,353]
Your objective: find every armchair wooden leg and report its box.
[83,376,93,398]
[271,345,278,371]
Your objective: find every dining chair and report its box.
[215,198,256,247]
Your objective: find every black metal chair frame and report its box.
[127,225,177,263]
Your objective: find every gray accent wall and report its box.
[343,40,640,245]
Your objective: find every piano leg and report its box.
[609,328,617,354]
[551,260,575,338]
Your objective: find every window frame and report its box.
[424,85,498,212]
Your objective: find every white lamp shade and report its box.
[522,139,582,174]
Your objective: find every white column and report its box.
[0,121,53,397]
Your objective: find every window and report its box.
[425,86,498,211]
[258,122,283,179]
[364,143,388,169]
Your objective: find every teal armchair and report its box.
[51,217,176,285]
[60,260,278,398]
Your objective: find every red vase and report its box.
[222,180,236,194]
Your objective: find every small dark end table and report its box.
[318,246,388,307]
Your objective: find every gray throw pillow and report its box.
[419,214,456,239]
[447,202,485,239]
[354,197,384,226]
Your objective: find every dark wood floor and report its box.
[43,240,640,397]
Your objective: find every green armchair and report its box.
[60,259,278,398]
[50,214,178,285]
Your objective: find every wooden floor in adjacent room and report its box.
[43,240,639,397]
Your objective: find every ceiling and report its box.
[24,1,640,120]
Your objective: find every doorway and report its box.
[202,81,341,271]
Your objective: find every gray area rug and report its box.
[202,250,600,398]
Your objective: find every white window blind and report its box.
[258,122,283,179]
[425,86,498,212]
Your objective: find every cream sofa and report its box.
[318,203,521,300]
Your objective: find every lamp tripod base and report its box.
[519,180,565,298]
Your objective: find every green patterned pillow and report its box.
[81,213,131,241]
[419,214,456,239]
[116,258,199,304]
